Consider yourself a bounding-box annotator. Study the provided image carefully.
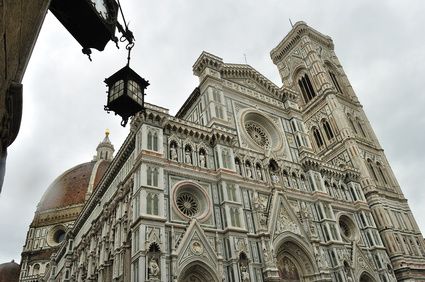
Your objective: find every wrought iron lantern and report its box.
[104,63,149,126]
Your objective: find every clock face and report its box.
[92,0,109,19]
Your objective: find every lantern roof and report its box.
[104,65,149,88]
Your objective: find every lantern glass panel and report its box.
[127,80,144,106]
[109,80,124,102]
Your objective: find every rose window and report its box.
[177,193,199,217]
[338,215,359,241]
[173,181,212,221]
[245,121,270,148]
[339,221,351,238]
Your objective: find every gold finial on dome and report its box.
[105,128,110,136]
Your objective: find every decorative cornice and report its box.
[192,51,224,76]
[270,21,334,64]
[221,64,280,96]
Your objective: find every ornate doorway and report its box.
[276,240,315,282]
[178,262,218,282]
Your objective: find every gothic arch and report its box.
[178,260,219,282]
[359,271,376,282]
[273,235,318,281]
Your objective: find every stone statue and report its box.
[256,169,262,180]
[149,258,160,278]
[199,152,206,167]
[271,172,279,184]
[185,149,192,164]
[170,144,178,161]
[246,167,252,178]
[240,265,250,282]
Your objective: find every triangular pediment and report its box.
[352,243,380,280]
[268,191,307,240]
[175,219,218,272]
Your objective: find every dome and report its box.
[36,160,110,212]
[0,260,20,282]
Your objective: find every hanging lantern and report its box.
[104,65,149,126]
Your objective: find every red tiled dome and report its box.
[36,160,110,212]
[0,260,20,282]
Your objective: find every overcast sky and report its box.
[1,0,425,263]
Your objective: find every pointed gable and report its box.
[268,191,308,241]
[175,219,218,272]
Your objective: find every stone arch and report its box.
[359,271,376,282]
[273,235,318,281]
[178,261,219,282]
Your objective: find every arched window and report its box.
[147,131,159,151]
[324,181,332,196]
[227,184,237,201]
[298,74,316,103]
[312,127,324,148]
[347,114,358,134]
[367,159,378,181]
[377,163,388,184]
[291,173,299,189]
[230,207,241,227]
[147,131,152,149]
[322,119,335,140]
[147,167,159,187]
[147,193,159,215]
[356,118,367,137]
[329,71,343,94]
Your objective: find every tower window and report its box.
[367,159,378,181]
[356,118,367,138]
[147,130,159,151]
[298,74,316,103]
[312,127,324,148]
[347,114,357,134]
[329,71,343,94]
[147,193,159,215]
[377,163,388,184]
[322,119,335,140]
[147,167,159,187]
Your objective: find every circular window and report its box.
[172,181,212,221]
[177,193,199,216]
[240,110,284,152]
[53,229,66,243]
[245,121,270,148]
[47,225,66,246]
[338,215,359,241]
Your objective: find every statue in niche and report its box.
[246,167,252,178]
[185,148,192,164]
[170,143,178,161]
[199,151,206,167]
[240,265,250,282]
[148,258,160,278]
[271,172,280,184]
[256,168,262,180]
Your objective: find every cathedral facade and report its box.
[19,22,425,281]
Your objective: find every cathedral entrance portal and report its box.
[178,262,219,282]
[276,240,315,282]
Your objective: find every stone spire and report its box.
[94,129,114,161]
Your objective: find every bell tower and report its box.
[270,21,425,280]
